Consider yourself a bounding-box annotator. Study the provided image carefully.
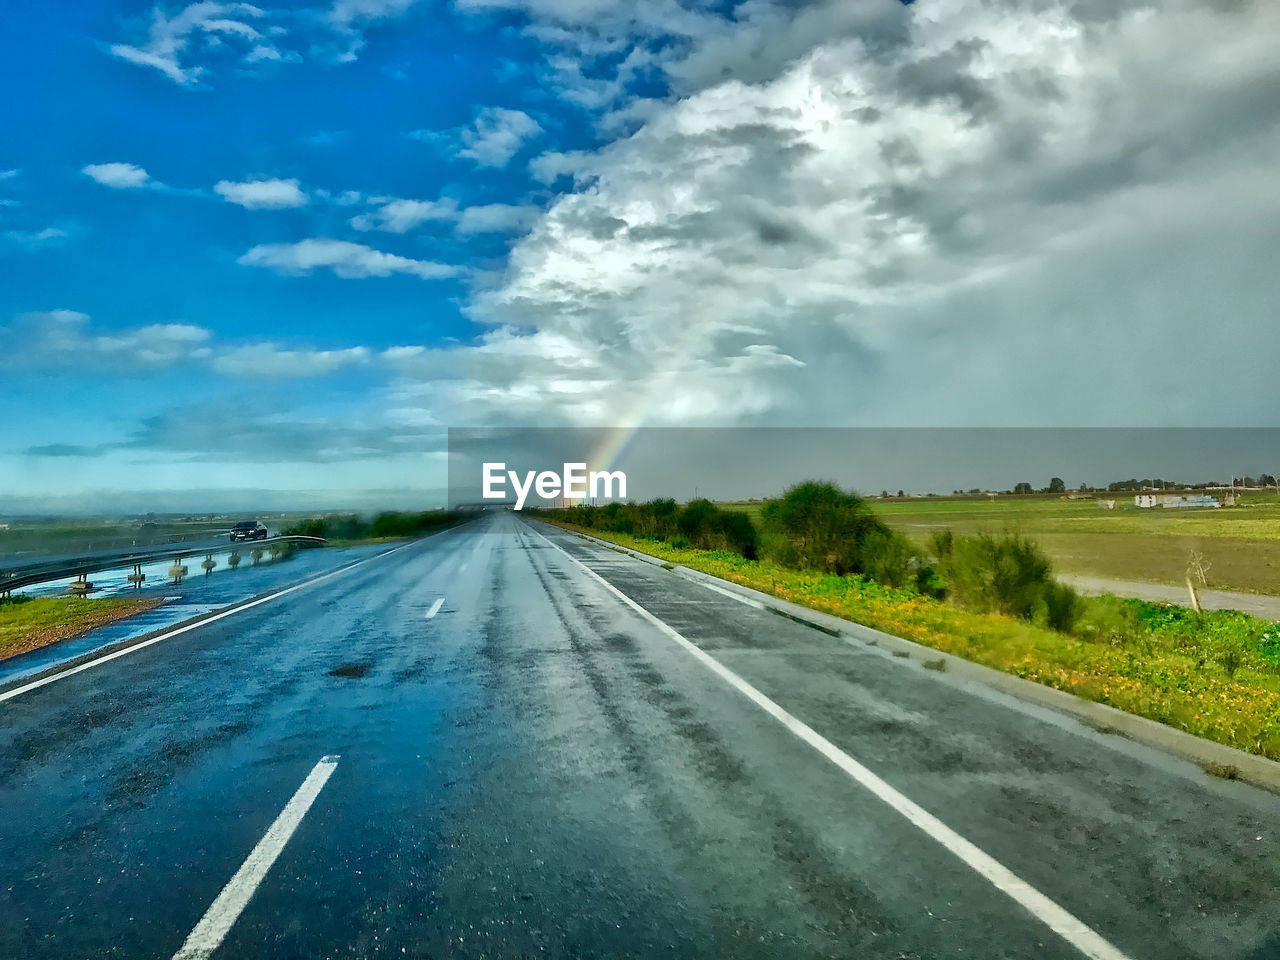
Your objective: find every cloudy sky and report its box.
[1,0,1278,510]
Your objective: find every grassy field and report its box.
[0,513,321,564]
[0,596,164,661]
[550,522,1280,763]
[724,493,1280,595]
[0,517,230,563]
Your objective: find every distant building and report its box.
[1135,494,1221,509]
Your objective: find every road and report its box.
[1,513,1278,959]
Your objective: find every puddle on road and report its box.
[0,542,394,690]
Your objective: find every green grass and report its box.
[723,494,1280,595]
[0,596,161,660]
[0,513,326,563]
[551,522,1280,762]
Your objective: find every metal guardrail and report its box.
[0,536,328,595]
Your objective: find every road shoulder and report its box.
[534,519,1280,795]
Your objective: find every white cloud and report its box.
[350,196,457,233]
[2,227,70,249]
[108,2,276,85]
[0,169,18,181]
[346,195,541,237]
[105,0,417,82]
[51,0,1280,474]
[325,0,419,61]
[345,193,543,239]
[82,162,153,189]
[210,343,370,377]
[460,107,542,167]
[214,177,308,209]
[327,0,416,23]
[0,309,380,381]
[415,107,543,168]
[314,187,363,205]
[528,150,590,185]
[0,310,213,370]
[245,44,285,62]
[456,203,542,235]
[237,238,458,279]
[452,0,639,27]
[384,0,1280,429]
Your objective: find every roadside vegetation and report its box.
[284,510,461,544]
[0,516,232,562]
[867,492,1280,595]
[535,482,1280,761]
[0,595,163,662]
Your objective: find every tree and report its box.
[1047,477,1066,494]
[1013,482,1033,495]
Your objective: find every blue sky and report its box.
[2,0,1278,511]
[1,0,603,508]
[2,2,566,346]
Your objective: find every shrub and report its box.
[677,499,722,549]
[640,498,679,541]
[759,480,915,579]
[1074,596,1146,648]
[285,510,459,541]
[539,498,759,560]
[860,525,916,589]
[719,510,759,560]
[938,531,1081,632]
[914,563,946,599]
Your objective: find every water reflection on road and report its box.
[0,543,394,687]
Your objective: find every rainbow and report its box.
[574,425,643,503]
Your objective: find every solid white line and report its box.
[425,597,444,619]
[172,755,339,960]
[528,524,1133,960]
[0,541,420,705]
[569,531,770,610]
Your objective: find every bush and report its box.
[759,481,919,581]
[938,531,1081,632]
[720,510,759,561]
[537,498,758,559]
[284,510,459,542]
[860,526,916,589]
[1074,596,1146,648]
[676,499,722,549]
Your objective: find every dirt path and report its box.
[1061,574,1280,619]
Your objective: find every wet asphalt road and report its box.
[1,513,1279,959]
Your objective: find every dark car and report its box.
[229,520,268,542]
